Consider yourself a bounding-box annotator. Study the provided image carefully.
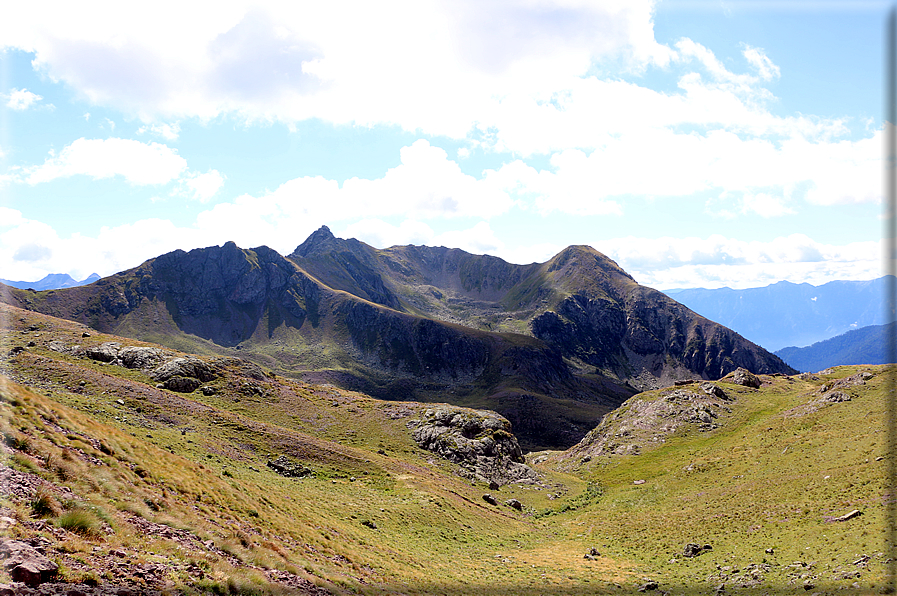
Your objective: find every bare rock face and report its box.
[409,406,537,486]
[0,540,58,587]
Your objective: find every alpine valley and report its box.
[0,229,889,596]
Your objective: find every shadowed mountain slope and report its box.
[0,228,793,449]
[775,321,896,372]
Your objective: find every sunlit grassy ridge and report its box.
[0,302,890,594]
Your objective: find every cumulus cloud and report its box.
[5,88,42,110]
[10,137,228,202]
[742,45,780,81]
[492,126,881,215]
[0,1,863,173]
[137,122,180,141]
[599,234,881,289]
[340,219,436,249]
[181,169,225,202]
[0,207,214,281]
[193,140,513,251]
[432,221,504,255]
[0,2,677,136]
[21,137,187,185]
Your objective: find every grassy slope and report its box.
[0,304,634,595]
[1,303,890,594]
[540,370,891,592]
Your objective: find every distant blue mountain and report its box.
[775,322,895,373]
[663,276,893,352]
[0,272,101,291]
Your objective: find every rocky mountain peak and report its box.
[291,225,338,258]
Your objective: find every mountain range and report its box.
[0,272,100,291]
[774,321,895,373]
[663,277,892,352]
[0,226,793,449]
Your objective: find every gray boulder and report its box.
[505,498,523,511]
[732,367,761,389]
[117,346,167,370]
[701,382,730,400]
[161,376,201,393]
[85,342,121,363]
[150,357,216,383]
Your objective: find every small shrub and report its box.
[231,530,252,548]
[4,432,32,453]
[11,452,39,474]
[54,461,76,482]
[30,488,62,518]
[56,508,100,536]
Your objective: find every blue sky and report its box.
[0,0,889,289]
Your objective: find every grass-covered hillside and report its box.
[0,303,890,594]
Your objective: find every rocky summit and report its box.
[0,227,793,449]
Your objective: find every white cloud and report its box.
[740,192,795,217]
[0,207,214,281]
[0,1,862,173]
[491,126,881,216]
[432,221,503,255]
[182,169,225,202]
[193,140,513,250]
[21,137,187,185]
[137,122,180,141]
[340,219,435,249]
[0,203,882,292]
[599,234,881,289]
[340,219,504,255]
[496,242,566,266]
[742,45,780,81]
[0,2,675,136]
[5,88,42,110]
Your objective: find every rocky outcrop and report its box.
[117,346,167,370]
[731,367,761,388]
[267,456,313,478]
[558,382,736,466]
[0,540,58,587]
[149,357,216,384]
[408,406,538,486]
